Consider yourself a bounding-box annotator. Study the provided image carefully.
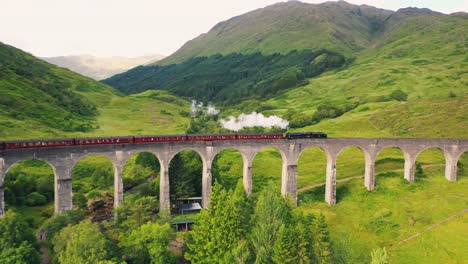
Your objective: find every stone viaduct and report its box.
[0,138,467,217]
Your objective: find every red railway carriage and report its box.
[237,133,285,140]
[75,136,133,146]
[187,134,237,141]
[5,138,75,149]
[135,135,186,143]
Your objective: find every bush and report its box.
[312,103,358,123]
[389,89,408,101]
[25,192,47,206]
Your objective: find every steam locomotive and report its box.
[0,132,327,150]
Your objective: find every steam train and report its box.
[0,132,327,150]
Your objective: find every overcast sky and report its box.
[0,0,466,58]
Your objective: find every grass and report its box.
[295,152,468,263]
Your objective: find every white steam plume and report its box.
[221,112,289,131]
[191,100,219,116]
[206,104,220,115]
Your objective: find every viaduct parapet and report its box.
[0,138,467,217]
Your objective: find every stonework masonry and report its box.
[0,138,466,217]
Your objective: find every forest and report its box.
[103,50,346,105]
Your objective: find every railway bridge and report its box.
[0,138,467,217]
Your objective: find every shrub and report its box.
[25,192,47,206]
[390,89,408,101]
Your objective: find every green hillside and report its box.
[0,42,190,140]
[103,50,346,104]
[157,1,393,65]
[103,2,467,139]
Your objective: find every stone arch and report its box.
[211,148,246,191]
[456,150,468,180]
[297,146,328,188]
[3,158,56,212]
[414,147,446,180]
[336,145,367,179]
[334,145,366,203]
[167,149,205,211]
[70,154,117,211]
[374,147,405,186]
[251,146,287,194]
[296,146,328,204]
[4,158,56,176]
[122,151,161,195]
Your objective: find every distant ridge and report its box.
[42,54,165,80]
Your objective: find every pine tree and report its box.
[272,224,299,264]
[296,213,315,264]
[250,186,292,263]
[185,182,249,264]
[313,213,333,264]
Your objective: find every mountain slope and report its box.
[42,54,164,80]
[103,49,346,103]
[0,42,115,133]
[0,42,189,140]
[157,1,393,65]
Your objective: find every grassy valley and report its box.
[1,1,467,263]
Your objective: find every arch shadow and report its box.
[375,147,405,185]
[414,147,446,180]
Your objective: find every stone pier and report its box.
[0,137,465,217]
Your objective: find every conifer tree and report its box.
[272,224,299,264]
[313,213,333,263]
[250,186,292,263]
[185,182,250,264]
[296,213,316,264]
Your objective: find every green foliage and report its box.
[4,160,54,206]
[120,222,176,264]
[389,89,408,101]
[25,192,47,206]
[272,224,299,264]
[187,114,227,134]
[313,214,333,264]
[53,220,116,264]
[0,211,40,264]
[0,241,41,264]
[40,210,86,244]
[371,247,390,264]
[169,151,203,199]
[123,152,160,190]
[114,195,159,232]
[104,50,345,104]
[185,182,252,263]
[72,155,114,193]
[312,103,358,123]
[250,187,293,263]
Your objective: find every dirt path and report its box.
[298,175,364,192]
[395,209,468,246]
[297,164,444,193]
